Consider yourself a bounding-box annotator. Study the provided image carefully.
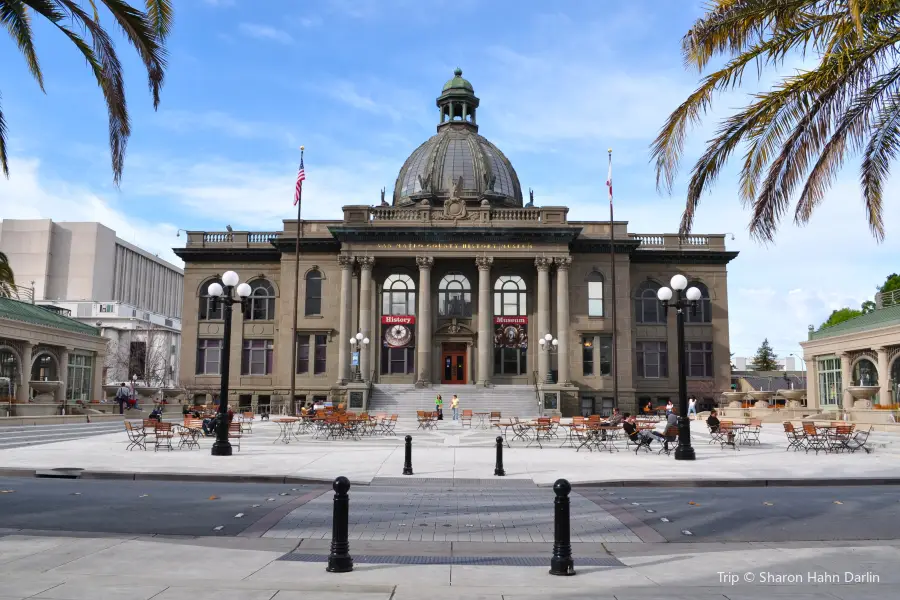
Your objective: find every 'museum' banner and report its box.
[381,315,416,348]
[493,316,528,349]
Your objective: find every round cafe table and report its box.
[474,412,490,429]
[273,417,300,444]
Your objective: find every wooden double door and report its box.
[441,343,467,384]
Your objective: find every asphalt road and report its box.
[0,477,321,536]
[2,477,900,544]
[581,485,900,542]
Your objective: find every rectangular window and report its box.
[817,357,842,406]
[314,334,327,374]
[636,341,668,378]
[129,341,146,379]
[65,354,93,402]
[686,341,713,377]
[493,347,527,375]
[241,339,273,375]
[580,395,595,417]
[196,339,222,375]
[199,297,222,320]
[305,274,322,316]
[582,337,594,376]
[588,281,603,317]
[381,347,414,375]
[598,335,612,376]
[296,335,309,374]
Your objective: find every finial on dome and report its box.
[454,67,463,77]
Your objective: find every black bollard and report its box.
[549,478,575,576]
[403,435,413,475]
[494,436,506,476]
[326,476,354,573]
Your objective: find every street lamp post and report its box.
[349,332,370,382]
[538,333,559,384]
[207,271,252,456]
[656,274,702,461]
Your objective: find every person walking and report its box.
[114,382,129,415]
[687,395,697,419]
[435,394,444,421]
[451,394,460,421]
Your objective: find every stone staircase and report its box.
[368,384,540,418]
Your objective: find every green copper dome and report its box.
[442,68,474,92]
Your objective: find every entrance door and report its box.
[441,343,467,384]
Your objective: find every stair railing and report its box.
[532,370,543,417]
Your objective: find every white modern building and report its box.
[732,355,799,372]
[0,219,184,392]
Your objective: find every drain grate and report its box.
[371,477,536,488]
[278,553,623,567]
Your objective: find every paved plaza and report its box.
[0,418,897,486]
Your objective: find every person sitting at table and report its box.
[600,408,623,440]
[707,409,734,445]
[651,408,679,451]
[622,414,654,449]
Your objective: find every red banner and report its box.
[494,316,527,325]
[381,315,416,325]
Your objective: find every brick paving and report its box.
[263,485,641,543]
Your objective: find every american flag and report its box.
[606,155,613,206]
[293,154,306,206]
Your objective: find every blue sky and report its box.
[2,0,898,365]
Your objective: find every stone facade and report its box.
[173,71,738,416]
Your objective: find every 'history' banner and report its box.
[381,315,416,348]
[493,316,528,349]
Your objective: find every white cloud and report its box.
[0,158,184,267]
[238,23,293,44]
[156,109,297,145]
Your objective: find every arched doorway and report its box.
[31,353,58,382]
[853,358,878,386]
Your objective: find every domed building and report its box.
[176,70,738,418]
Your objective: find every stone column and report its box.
[92,351,106,402]
[416,256,434,385]
[476,256,493,386]
[16,342,32,403]
[805,356,819,410]
[357,257,375,381]
[58,348,70,403]
[555,256,572,385]
[877,347,891,406]
[337,256,354,384]
[536,257,552,382]
[840,351,852,410]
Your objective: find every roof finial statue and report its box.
[380,187,388,206]
[526,188,535,208]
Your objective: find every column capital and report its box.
[356,256,375,270]
[338,255,355,269]
[475,256,494,271]
[535,257,552,272]
[554,256,572,270]
[416,256,434,270]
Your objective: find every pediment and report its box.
[435,321,475,337]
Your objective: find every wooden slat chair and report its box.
[845,426,873,454]
[228,421,243,451]
[142,419,158,446]
[783,422,806,451]
[416,410,429,430]
[124,421,146,451]
[240,412,254,433]
[829,425,855,453]
[801,422,829,454]
[154,422,174,452]
[383,415,398,436]
[658,425,679,455]
[743,419,762,445]
[461,409,473,428]
[489,412,501,427]
[718,422,738,450]
[548,415,561,438]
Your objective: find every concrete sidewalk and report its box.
[0,532,893,599]
[0,419,897,487]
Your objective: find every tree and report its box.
[1,1,172,183]
[0,251,14,298]
[821,306,864,329]
[652,1,900,242]
[105,323,175,389]
[878,273,900,293]
[751,338,779,371]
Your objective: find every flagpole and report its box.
[289,146,304,414]
[608,149,619,410]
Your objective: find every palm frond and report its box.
[99,0,167,109]
[1,0,45,90]
[0,91,7,177]
[860,89,900,239]
[144,0,172,41]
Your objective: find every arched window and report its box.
[246,279,276,321]
[199,279,223,320]
[685,282,712,324]
[31,353,57,381]
[634,281,663,324]
[853,358,878,386]
[305,270,322,316]
[382,274,416,316]
[493,275,527,316]
[438,273,471,317]
[587,272,604,317]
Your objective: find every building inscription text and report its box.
[374,242,534,250]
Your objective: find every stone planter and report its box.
[847,386,879,409]
[778,389,806,408]
[721,391,747,408]
[29,380,62,403]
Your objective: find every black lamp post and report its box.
[656,274,702,461]
[538,333,558,384]
[207,271,251,457]
[349,332,370,382]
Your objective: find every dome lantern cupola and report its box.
[392,69,523,208]
[437,68,479,131]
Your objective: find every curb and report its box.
[562,478,900,488]
[0,468,359,486]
